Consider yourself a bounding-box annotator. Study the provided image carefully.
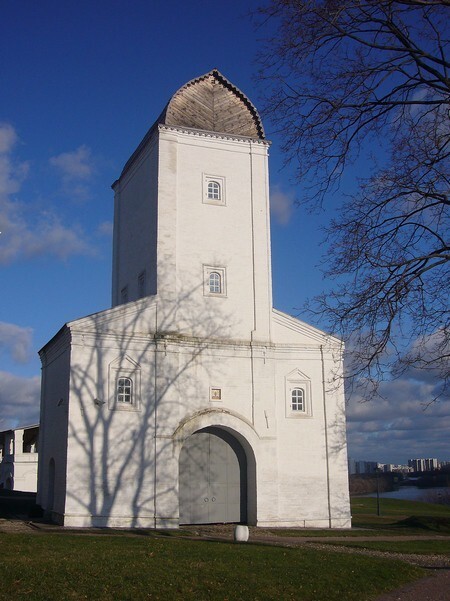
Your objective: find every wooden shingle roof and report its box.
[161,69,265,139]
[114,70,265,185]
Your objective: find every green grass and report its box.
[318,539,450,556]
[350,497,450,534]
[0,532,424,601]
[351,496,450,520]
[261,498,450,538]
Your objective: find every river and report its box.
[360,485,449,503]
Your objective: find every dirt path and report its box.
[373,569,450,601]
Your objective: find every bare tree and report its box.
[257,0,450,400]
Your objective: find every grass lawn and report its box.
[0,532,424,601]
[351,496,450,522]
[318,539,450,556]
[262,497,450,538]
[350,497,450,533]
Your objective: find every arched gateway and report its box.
[179,427,247,524]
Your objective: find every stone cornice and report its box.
[158,124,271,146]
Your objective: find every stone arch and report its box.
[174,410,258,525]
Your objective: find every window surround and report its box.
[285,369,312,418]
[203,265,227,297]
[203,174,226,206]
[109,356,141,412]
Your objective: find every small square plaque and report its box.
[210,388,222,401]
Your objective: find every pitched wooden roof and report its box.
[161,69,265,139]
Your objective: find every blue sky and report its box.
[1,0,448,465]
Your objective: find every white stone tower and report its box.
[111,70,272,342]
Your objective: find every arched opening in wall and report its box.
[179,427,249,525]
[47,458,55,513]
[5,477,12,490]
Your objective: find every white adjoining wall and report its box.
[0,425,39,492]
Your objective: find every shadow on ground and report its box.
[0,490,42,519]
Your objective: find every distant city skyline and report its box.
[349,457,449,474]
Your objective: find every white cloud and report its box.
[49,145,95,201]
[49,145,94,181]
[0,322,33,363]
[97,220,113,237]
[0,124,96,264]
[0,196,95,264]
[0,123,29,197]
[0,371,41,430]
[346,374,450,463]
[270,186,294,225]
[0,122,18,154]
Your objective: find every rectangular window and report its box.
[117,377,133,404]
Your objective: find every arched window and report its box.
[117,377,133,404]
[209,271,221,294]
[291,388,305,412]
[207,181,221,200]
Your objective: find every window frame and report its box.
[108,356,141,412]
[208,271,222,294]
[285,370,312,418]
[203,174,226,206]
[291,387,305,412]
[116,376,133,404]
[203,265,227,297]
[207,180,221,201]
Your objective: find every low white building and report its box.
[0,424,39,492]
[37,70,351,529]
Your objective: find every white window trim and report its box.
[203,265,227,297]
[203,174,226,206]
[109,357,141,412]
[285,370,312,418]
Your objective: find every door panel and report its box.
[179,428,247,524]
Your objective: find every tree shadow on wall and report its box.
[39,270,245,528]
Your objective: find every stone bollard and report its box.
[234,525,249,542]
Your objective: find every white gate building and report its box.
[37,70,351,529]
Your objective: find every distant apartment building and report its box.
[408,458,439,472]
[348,460,379,475]
[0,425,39,492]
[379,463,412,473]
